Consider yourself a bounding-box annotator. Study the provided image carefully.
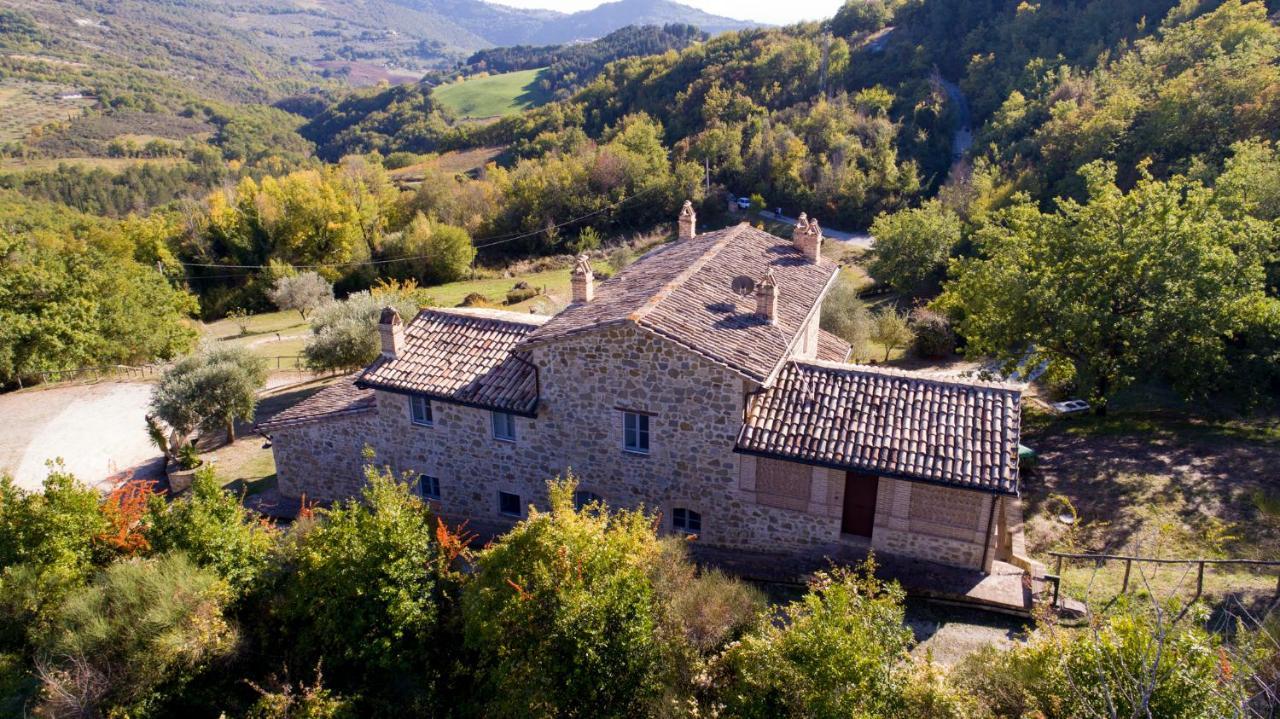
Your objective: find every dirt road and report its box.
[0,382,161,491]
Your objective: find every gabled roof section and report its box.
[357,308,547,416]
[736,360,1023,494]
[517,223,840,384]
[256,375,375,432]
[816,330,852,363]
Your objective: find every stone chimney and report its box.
[571,253,594,303]
[755,269,778,325]
[794,214,823,264]
[677,199,696,240]
[378,307,404,359]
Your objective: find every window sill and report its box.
[411,421,434,428]
[622,448,650,456]
[492,436,517,443]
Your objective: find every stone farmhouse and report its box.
[260,203,1031,573]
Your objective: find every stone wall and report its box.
[870,477,996,571]
[271,411,378,502]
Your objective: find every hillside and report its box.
[0,0,756,101]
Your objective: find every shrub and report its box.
[246,668,356,719]
[145,467,275,594]
[910,307,956,358]
[713,559,913,718]
[820,272,871,359]
[0,468,109,649]
[36,553,236,718]
[279,466,440,685]
[957,601,1246,719]
[460,292,496,307]
[462,478,667,717]
[504,285,539,304]
[302,291,419,372]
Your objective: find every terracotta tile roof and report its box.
[517,223,839,384]
[817,330,852,363]
[256,375,375,432]
[736,360,1023,494]
[357,308,547,416]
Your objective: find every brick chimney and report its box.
[378,307,404,359]
[755,269,778,324]
[677,199,696,240]
[571,253,594,303]
[794,214,823,264]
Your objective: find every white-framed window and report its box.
[416,474,440,500]
[622,411,650,454]
[498,491,522,517]
[672,507,701,535]
[491,411,517,441]
[409,395,433,426]
[573,490,603,510]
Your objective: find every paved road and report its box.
[0,382,162,491]
[939,77,973,161]
[758,210,875,249]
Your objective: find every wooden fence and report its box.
[1046,551,1280,608]
[13,356,312,389]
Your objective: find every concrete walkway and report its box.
[690,543,1035,616]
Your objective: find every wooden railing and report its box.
[1045,551,1280,608]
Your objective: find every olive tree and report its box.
[268,272,333,320]
[150,345,267,444]
[302,291,419,372]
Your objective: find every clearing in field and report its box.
[0,79,94,143]
[433,68,551,119]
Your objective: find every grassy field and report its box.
[1022,407,1280,610]
[433,68,550,118]
[201,266,580,365]
[0,80,94,143]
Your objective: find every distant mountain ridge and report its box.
[467,0,761,45]
[0,0,759,100]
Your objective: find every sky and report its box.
[492,0,845,26]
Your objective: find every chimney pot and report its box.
[571,253,594,303]
[678,200,696,240]
[755,269,779,324]
[794,213,823,264]
[378,307,404,359]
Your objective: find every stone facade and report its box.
[264,218,1021,572]
[268,321,1015,570]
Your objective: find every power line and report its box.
[175,184,667,273]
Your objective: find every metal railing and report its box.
[1045,551,1280,608]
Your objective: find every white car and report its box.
[736,196,751,210]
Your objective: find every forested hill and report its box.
[304,0,1274,225]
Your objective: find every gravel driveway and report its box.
[0,382,161,492]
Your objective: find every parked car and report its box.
[736,196,751,209]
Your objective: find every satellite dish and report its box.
[731,275,756,296]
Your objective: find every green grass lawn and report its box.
[200,266,580,364]
[433,68,551,118]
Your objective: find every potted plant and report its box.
[166,443,203,493]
